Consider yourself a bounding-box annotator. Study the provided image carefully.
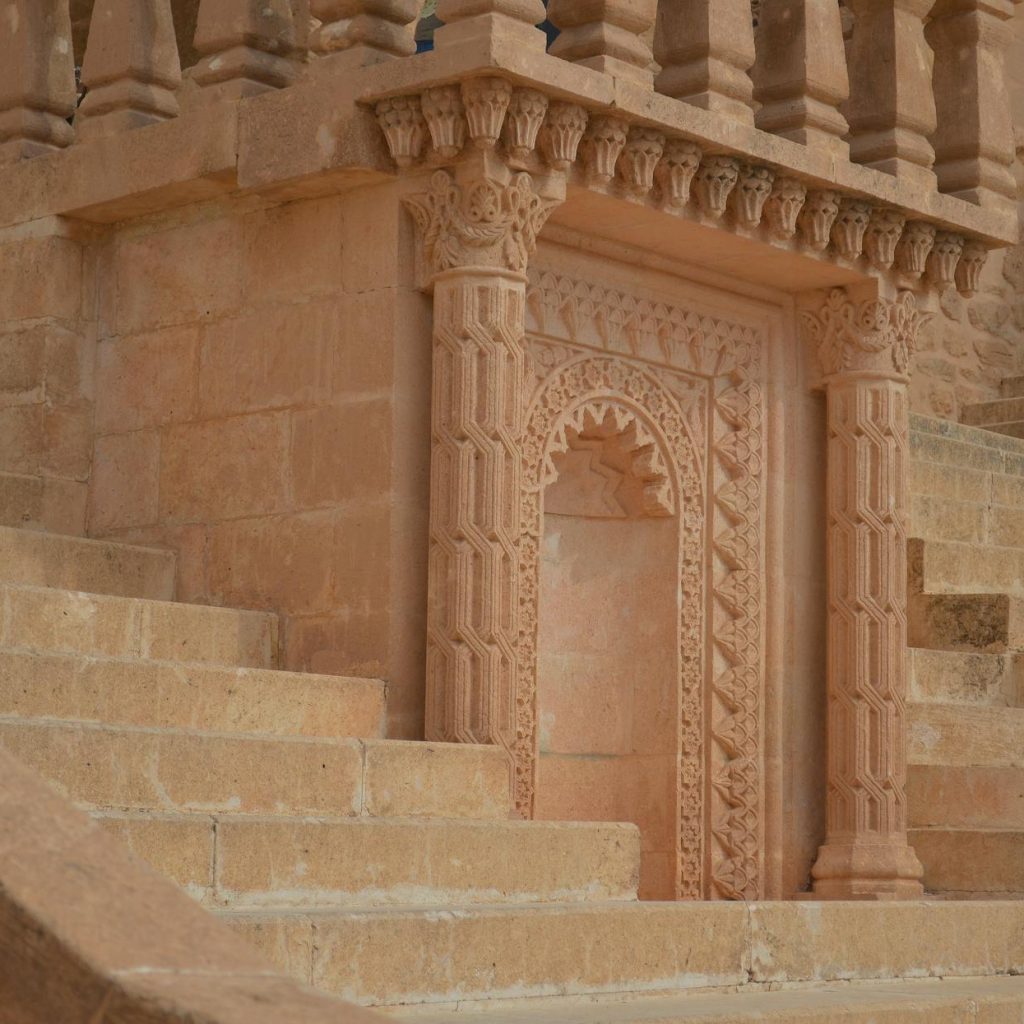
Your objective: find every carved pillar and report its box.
[654,0,757,124]
[76,0,181,140]
[927,0,1018,212]
[753,0,850,157]
[802,287,928,899]
[434,0,549,52]
[310,0,419,67]
[546,0,658,87]
[191,0,300,100]
[0,0,77,164]
[843,0,937,189]
[403,159,562,750]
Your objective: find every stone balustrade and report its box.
[0,0,1018,278]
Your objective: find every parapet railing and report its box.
[1,1,1020,293]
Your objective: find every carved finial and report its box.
[581,116,629,187]
[763,177,807,240]
[656,140,702,210]
[462,77,513,150]
[864,208,907,271]
[376,95,427,168]
[694,156,741,219]
[926,231,964,290]
[538,102,588,171]
[618,128,666,197]
[731,165,775,229]
[830,198,871,261]
[895,221,936,278]
[310,0,418,65]
[798,190,841,251]
[801,287,931,380]
[403,169,559,277]
[502,89,549,163]
[956,241,989,298]
[422,86,467,159]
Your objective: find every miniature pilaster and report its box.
[310,0,419,68]
[843,0,937,189]
[801,285,928,900]
[434,0,549,52]
[546,0,658,87]
[403,155,563,753]
[752,0,850,157]
[654,0,757,124]
[76,0,181,140]
[0,0,77,163]
[191,0,300,100]
[927,0,1018,213]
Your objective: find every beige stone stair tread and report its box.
[385,976,1024,1024]
[910,428,1024,477]
[0,581,278,668]
[0,647,385,739]
[220,900,1024,1008]
[912,412,1024,457]
[962,395,1024,427]
[909,702,1024,766]
[909,492,987,543]
[909,647,1024,705]
[0,719,510,819]
[92,810,639,908]
[912,827,1024,894]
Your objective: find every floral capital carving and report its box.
[403,168,560,278]
[801,288,932,380]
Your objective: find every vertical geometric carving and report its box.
[801,288,930,898]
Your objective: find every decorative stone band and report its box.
[374,78,991,297]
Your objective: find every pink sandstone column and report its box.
[802,287,928,899]
[404,160,561,748]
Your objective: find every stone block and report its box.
[909,702,1024,767]
[160,413,291,523]
[291,399,392,508]
[913,828,1024,894]
[95,326,199,434]
[361,740,511,819]
[0,721,365,817]
[215,817,639,909]
[909,648,1024,705]
[198,303,336,418]
[0,235,82,323]
[909,494,986,544]
[0,649,385,740]
[0,472,87,534]
[89,431,161,532]
[0,525,175,599]
[910,458,990,507]
[909,765,1024,829]
[909,591,1024,653]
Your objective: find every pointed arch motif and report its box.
[520,268,768,901]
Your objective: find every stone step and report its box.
[0,719,510,819]
[0,525,175,600]
[94,812,638,909]
[962,395,1024,428]
[0,471,86,534]
[909,765,1024,828]
[909,537,1024,596]
[0,648,383,739]
[910,457,992,506]
[394,977,1024,1024]
[909,648,1024,705]
[913,828,1024,895]
[912,411,1024,460]
[909,702,1024,767]
[908,591,1024,652]
[0,582,278,669]
[979,421,1024,440]
[223,901,1024,1007]
[1002,375,1024,399]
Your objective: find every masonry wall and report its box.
[0,226,95,535]
[86,182,434,739]
[909,18,1024,420]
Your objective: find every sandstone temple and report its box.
[4,0,1024,1020]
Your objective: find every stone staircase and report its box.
[908,406,1024,898]
[6,521,1024,1018]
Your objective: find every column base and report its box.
[811,840,924,900]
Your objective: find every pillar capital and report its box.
[402,159,564,282]
[801,286,931,383]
